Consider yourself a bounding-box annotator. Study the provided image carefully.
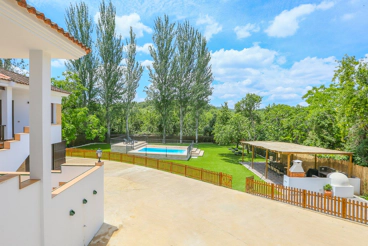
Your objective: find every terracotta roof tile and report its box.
[0,68,70,94]
[15,0,90,54]
[0,73,11,81]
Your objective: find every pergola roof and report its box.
[241,141,353,155]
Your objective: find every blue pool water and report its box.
[138,147,186,154]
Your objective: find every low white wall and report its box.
[51,164,93,188]
[0,133,29,171]
[0,176,41,246]
[283,176,329,193]
[284,176,361,196]
[50,166,104,246]
[51,124,62,144]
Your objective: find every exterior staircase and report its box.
[191,148,204,157]
[0,127,30,171]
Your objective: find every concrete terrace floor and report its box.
[65,157,368,246]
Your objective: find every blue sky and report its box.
[28,0,368,108]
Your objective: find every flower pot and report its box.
[324,190,332,197]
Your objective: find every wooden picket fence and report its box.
[66,148,232,189]
[245,177,368,225]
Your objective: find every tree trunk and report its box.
[106,114,111,144]
[163,124,166,144]
[179,107,183,144]
[195,111,199,144]
[125,112,129,139]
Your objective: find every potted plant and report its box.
[323,184,333,197]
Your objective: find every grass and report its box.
[76,142,265,191]
[170,143,264,192]
[76,143,111,152]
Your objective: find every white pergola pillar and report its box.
[29,50,52,246]
[1,86,12,139]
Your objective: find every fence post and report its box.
[83,150,86,158]
[342,198,347,218]
[185,165,187,176]
[219,172,223,186]
[120,153,122,162]
[71,148,73,157]
[156,159,159,169]
[271,183,275,200]
[170,162,173,173]
[108,152,111,160]
[302,190,306,208]
[132,155,135,164]
[201,168,203,180]
[145,157,147,166]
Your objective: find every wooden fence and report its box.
[245,177,368,225]
[66,148,232,189]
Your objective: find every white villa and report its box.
[0,0,103,245]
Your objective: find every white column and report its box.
[29,50,52,246]
[1,87,12,139]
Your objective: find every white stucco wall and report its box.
[50,166,104,246]
[0,165,103,246]
[12,89,63,136]
[51,165,93,188]
[0,176,41,246]
[0,133,29,171]
[284,176,361,196]
[51,124,62,144]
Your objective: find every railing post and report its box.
[342,198,347,219]
[271,183,275,200]
[219,172,223,186]
[302,190,306,208]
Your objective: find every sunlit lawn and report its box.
[77,142,264,191]
[76,143,111,152]
[170,143,264,191]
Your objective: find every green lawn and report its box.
[76,143,111,152]
[170,143,264,191]
[76,142,264,191]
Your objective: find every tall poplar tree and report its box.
[192,33,213,143]
[146,15,177,143]
[65,2,99,108]
[175,21,198,143]
[123,27,144,139]
[96,0,125,142]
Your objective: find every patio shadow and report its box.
[89,223,118,246]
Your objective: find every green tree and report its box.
[122,27,144,139]
[65,2,99,108]
[192,32,213,143]
[146,15,177,143]
[175,21,197,143]
[52,72,106,144]
[235,93,262,140]
[96,0,125,142]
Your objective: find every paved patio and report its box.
[64,158,368,246]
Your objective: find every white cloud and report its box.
[51,59,67,68]
[136,43,153,54]
[265,1,334,37]
[342,13,355,21]
[196,15,222,41]
[210,44,337,105]
[141,60,153,67]
[94,12,152,39]
[234,24,260,39]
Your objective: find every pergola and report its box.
[240,141,354,178]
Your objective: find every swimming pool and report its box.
[138,147,186,154]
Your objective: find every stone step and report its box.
[199,150,204,157]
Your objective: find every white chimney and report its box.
[289,160,305,177]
